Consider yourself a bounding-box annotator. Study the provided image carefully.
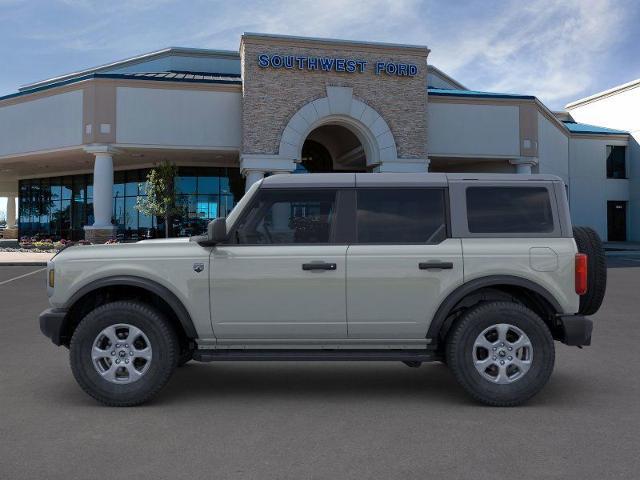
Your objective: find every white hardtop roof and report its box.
[261,172,563,188]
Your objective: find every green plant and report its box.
[135,161,182,238]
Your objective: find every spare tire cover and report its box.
[573,226,607,316]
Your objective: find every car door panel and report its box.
[211,245,347,339]
[346,240,463,338]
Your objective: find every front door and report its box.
[210,188,348,339]
[346,188,464,339]
[607,201,627,241]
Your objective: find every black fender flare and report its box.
[64,275,198,338]
[426,275,563,342]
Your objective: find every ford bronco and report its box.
[39,173,606,406]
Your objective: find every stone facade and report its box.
[240,34,429,161]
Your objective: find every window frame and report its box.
[448,181,563,238]
[606,145,627,179]
[225,187,349,246]
[352,187,450,245]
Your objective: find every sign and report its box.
[257,54,418,77]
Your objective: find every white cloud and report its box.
[3,0,634,109]
[426,0,628,107]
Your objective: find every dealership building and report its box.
[0,33,636,242]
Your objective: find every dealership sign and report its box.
[258,53,418,77]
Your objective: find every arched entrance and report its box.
[278,86,399,172]
[299,124,367,173]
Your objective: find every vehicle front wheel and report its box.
[70,301,178,407]
[446,301,555,407]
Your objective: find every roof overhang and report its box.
[19,47,240,93]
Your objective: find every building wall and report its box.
[568,137,629,239]
[240,36,429,159]
[427,102,520,157]
[537,112,569,182]
[0,90,83,156]
[115,87,242,148]
[567,85,640,241]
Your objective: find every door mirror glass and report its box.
[208,217,227,243]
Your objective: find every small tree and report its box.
[136,161,182,238]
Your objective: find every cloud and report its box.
[425,0,629,108]
[1,0,636,109]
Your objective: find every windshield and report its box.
[225,180,261,230]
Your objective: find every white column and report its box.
[91,152,115,227]
[510,157,538,175]
[270,171,291,231]
[244,170,265,192]
[6,195,16,229]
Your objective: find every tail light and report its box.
[575,253,588,295]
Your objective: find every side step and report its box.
[193,349,437,362]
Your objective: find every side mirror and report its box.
[208,217,227,244]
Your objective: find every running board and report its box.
[193,349,437,362]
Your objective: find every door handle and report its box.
[302,262,337,271]
[419,261,453,270]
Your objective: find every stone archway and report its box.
[278,86,398,169]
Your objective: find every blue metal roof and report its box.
[428,87,535,100]
[562,121,628,135]
[0,71,242,102]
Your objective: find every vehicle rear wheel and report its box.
[70,301,178,406]
[446,301,555,407]
[573,226,607,315]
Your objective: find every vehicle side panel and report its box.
[49,242,214,338]
[461,238,579,314]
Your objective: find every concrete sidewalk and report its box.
[0,251,55,266]
[604,242,640,257]
[604,241,640,251]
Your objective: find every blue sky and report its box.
[1,0,640,216]
[1,0,639,109]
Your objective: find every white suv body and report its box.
[40,173,602,406]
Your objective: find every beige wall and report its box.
[537,112,569,182]
[240,36,429,159]
[0,90,83,157]
[427,102,520,157]
[115,86,242,148]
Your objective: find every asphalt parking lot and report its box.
[1,259,640,479]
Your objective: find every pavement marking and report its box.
[0,267,46,287]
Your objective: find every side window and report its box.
[356,188,447,244]
[233,189,337,244]
[466,187,554,234]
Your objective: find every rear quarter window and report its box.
[466,186,554,234]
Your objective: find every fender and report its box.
[64,275,198,338]
[426,275,563,342]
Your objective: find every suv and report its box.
[39,173,606,407]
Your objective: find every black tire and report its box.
[70,301,178,407]
[573,226,607,315]
[446,301,555,407]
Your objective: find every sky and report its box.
[1,0,640,215]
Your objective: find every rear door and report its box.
[346,187,464,339]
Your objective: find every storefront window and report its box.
[18,166,242,241]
